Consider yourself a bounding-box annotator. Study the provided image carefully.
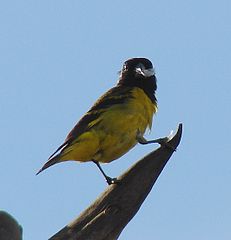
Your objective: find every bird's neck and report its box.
[117,75,157,103]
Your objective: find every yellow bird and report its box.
[37,58,160,184]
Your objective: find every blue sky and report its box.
[1,0,231,239]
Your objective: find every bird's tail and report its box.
[36,154,61,175]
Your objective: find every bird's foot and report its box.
[137,130,176,151]
[105,176,120,185]
[157,137,176,152]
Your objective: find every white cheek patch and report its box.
[142,68,155,77]
[136,68,155,77]
[135,67,144,75]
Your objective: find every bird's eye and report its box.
[123,64,128,71]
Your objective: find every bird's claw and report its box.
[105,176,120,185]
[137,130,176,151]
[157,138,176,152]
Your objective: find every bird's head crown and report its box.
[121,58,155,78]
[117,58,157,102]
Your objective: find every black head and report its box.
[117,58,157,102]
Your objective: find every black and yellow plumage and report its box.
[37,58,158,184]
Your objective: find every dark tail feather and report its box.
[36,154,60,175]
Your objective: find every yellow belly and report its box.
[60,87,157,163]
[94,113,142,163]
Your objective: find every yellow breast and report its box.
[60,87,157,163]
[94,87,157,163]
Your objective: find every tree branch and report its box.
[50,123,183,240]
[0,211,22,240]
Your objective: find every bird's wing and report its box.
[48,85,133,159]
[65,85,133,141]
[47,112,101,160]
[88,85,133,112]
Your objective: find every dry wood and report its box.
[0,211,22,240]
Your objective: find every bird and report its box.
[37,57,163,184]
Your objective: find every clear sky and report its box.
[1,1,230,239]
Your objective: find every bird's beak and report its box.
[135,67,155,77]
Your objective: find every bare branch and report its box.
[0,211,22,240]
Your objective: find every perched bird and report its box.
[37,57,162,184]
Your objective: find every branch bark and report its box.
[0,211,22,240]
[50,123,183,240]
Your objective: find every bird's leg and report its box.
[92,160,119,185]
[136,130,176,151]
